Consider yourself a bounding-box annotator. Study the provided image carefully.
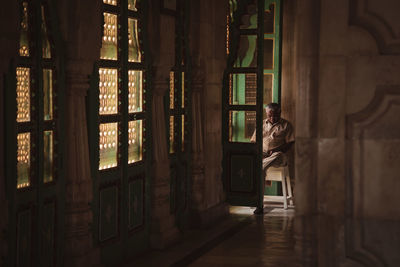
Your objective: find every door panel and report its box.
[5,1,65,266]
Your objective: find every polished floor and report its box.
[189,205,297,267]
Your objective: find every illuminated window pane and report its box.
[103,0,117,6]
[128,120,142,164]
[229,73,257,105]
[99,123,118,170]
[128,18,141,62]
[43,69,53,120]
[19,2,30,57]
[41,6,51,59]
[264,39,274,69]
[43,131,53,183]
[181,115,184,152]
[229,111,256,143]
[264,4,275,34]
[100,13,118,60]
[263,74,273,106]
[169,116,175,153]
[235,35,257,68]
[128,70,142,113]
[169,72,174,110]
[99,68,118,115]
[128,0,137,11]
[17,133,30,188]
[181,72,185,108]
[16,67,30,122]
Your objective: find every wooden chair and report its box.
[265,165,293,209]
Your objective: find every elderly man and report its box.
[251,103,294,214]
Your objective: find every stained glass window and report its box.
[98,0,146,173]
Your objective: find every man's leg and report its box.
[254,152,287,215]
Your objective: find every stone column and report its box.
[189,73,206,225]
[150,78,180,249]
[64,68,100,267]
[293,0,321,266]
[58,0,102,265]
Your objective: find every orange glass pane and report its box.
[103,0,117,6]
[169,116,175,153]
[128,0,137,11]
[99,68,118,115]
[17,133,30,188]
[100,13,118,60]
[128,70,142,113]
[19,2,30,57]
[16,67,30,122]
[128,18,141,62]
[99,123,118,170]
[169,72,174,110]
[128,120,143,164]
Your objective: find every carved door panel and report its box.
[223,0,282,206]
[5,1,65,266]
[87,0,151,264]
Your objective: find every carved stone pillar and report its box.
[190,73,207,222]
[293,0,320,266]
[150,79,180,249]
[64,69,100,267]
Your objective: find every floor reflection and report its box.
[190,204,297,267]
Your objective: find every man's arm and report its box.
[266,141,294,156]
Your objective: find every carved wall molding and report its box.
[349,0,400,54]
[345,85,400,267]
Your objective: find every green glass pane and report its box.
[263,74,273,106]
[17,133,30,188]
[43,69,53,120]
[264,39,274,69]
[128,0,137,11]
[229,111,256,143]
[264,4,275,34]
[43,131,53,183]
[235,35,257,68]
[240,0,257,29]
[99,68,118,115]
[169,116,175,153]
[41,6,51,59]
[229,0,237,22]
[99,123,118,170]
[128,70,142,113]
[128,18,141,62]
[100,13,118,60]
[128,120,143,164]
[16,67,30,122]
[229,73,257,105]
[19,2,30,57]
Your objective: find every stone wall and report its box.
[294,0,400,266]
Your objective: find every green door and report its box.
[223,0,282,206]
[4,1,65,266]
[87,0,151,265]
